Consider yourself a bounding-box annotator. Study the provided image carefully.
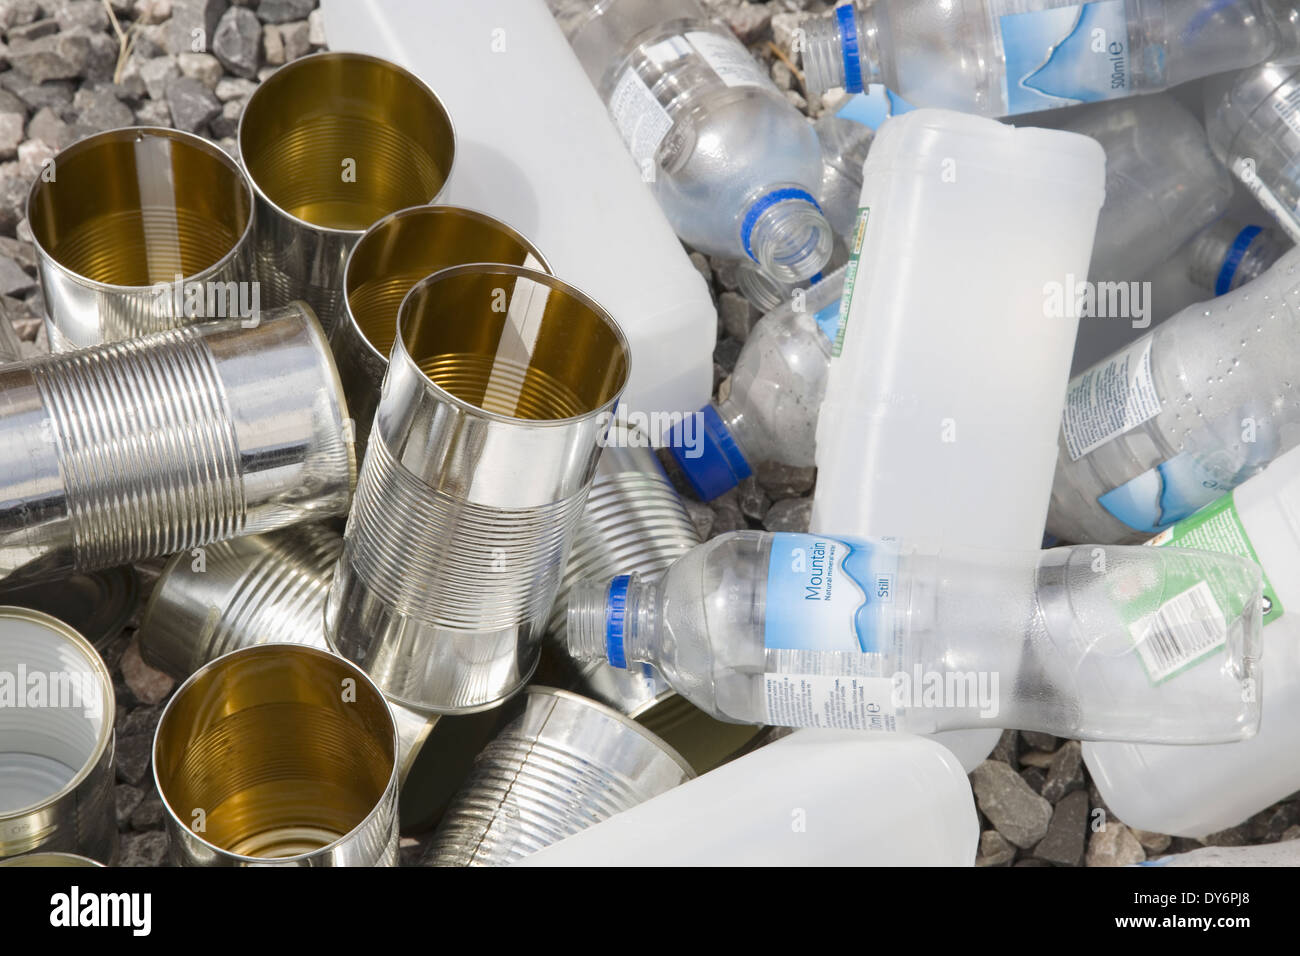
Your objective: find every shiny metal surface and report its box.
[27,127,255,351]
[0,852,104,866]
[136,525,433,784]
[0,308,21,364]
[153,643,399,867]
[0,303,355,586]
[238,52,455,334]
[0,607,116,864]
[425,687,693,866]
[325,265,630,714]
[336,204,550,451]
[0,567,141,650]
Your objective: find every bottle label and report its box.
[1232,155,1300,246]
[812,298,842,342]
[682,30,771,89]
[763,674,899,731]
[1098,448,1253,534]
[1272,84,1300,139]
[1061,335,1161,461]
[1146,491,1283,626]
[830,207,870,358]
[609,64,674,168]
[996,0,1130,114]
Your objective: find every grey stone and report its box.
[763,497,812,533]
[114,784,144,830]
[114,733,153,784]
[771,58,794,91]
[120,703,162,738]
[721,2,771,45]
[1284,825,1300,841]
[260,21,281,65]
[989,728,1019,769]
[130,790,166,829]
[709,488,746,536]
[0,254,32,294]
[72,84,133,132]
[164,74,219,131]
[0,71,74,109]
[0,233,36,270]
[8,17,58,42]
[1019,766,1045,795]
[16,137,53,180]
[177,50,223,88]
[139,54,179,100]
[133,94,170,126]
[1018,749,1055,769]
[1014,858,1050,867]
[82,29,119,84]
[8,30,91,82]
[736,474,770,521]
[1132,828,1172,854]
[0,0,42,30]
[975,829,1015,867]
[688,250,712,287]
[1034,789,1089,866]
[120,637,175,704]
[209,94,240,137]
[307,7,325,46]
[119,829,170,867]
[133,0,172,24]
[1086,820,1146,867]
[1199,823,1251,847]
[709,254,740,291]
[970,759,1053,849]
[131,21,168,57]
[278,17,307,61]
[256,0,312,24]
[212,4,260,77]
[719,290,756,341]
[53,0,109,32]
[713,335,741,371]
[782,88,807,112]
[1041,739,1084,803]
[0,87,25,116]
[1247,803,1300,842]
[770,11,802,59]
[214,74,254,100]
[683,497,715,541]
[1020,731,1059,752]
[755,460,815,498]
[168,0,227,55]
[0,109,21,160]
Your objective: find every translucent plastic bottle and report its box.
[1085,444,1300,838]
[1048,245,1300,545]
[813,110,876,240]
[800,0,1291,116]
[548,0,832,282]
[1186,217,1288,296]
[567,531,1264,743]
[1206,62,1300,244]
[669,267,840,500]
[1043,94,1234,283]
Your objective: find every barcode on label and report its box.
[1130,580,1227,683]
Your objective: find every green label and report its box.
[831,207,869,359]
[1147,490,1282,626]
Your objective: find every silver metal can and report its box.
[425,687,694,866]
[0,607,116,864]
[325,264,631,714]
[0,303,21,364]
[153,643,400,867]
[27,127,256,351]
[238,52,456,334]
[0,303,355,586]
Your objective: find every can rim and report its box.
[236,50,458,238]
[0,606,115,822]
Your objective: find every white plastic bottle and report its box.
[318,0,714,424]
[547,0,832,283]
[1048,245,1300,545]
[800,0,1292,116]
[567,531,1264,743]
[1085,444,1300,837]
[519,730,980,866]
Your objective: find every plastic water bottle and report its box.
[1042,94,1234,283]
[1186,217,1288,296]
[1085,444,1300,837]
[800,0,1293,116]
[813,109,876,240]
[1047,245,1300,545]
[518,730,980,866]
[1206,62,1300,244]
[566,530,1263,743]
[548,0,832,283]
[669,266,841,500]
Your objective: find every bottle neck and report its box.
[801,2,883,98]
[713,393,762,466]
[742,190,834,284]
[566,573,662,671]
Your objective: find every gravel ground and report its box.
[1,0,1295,867]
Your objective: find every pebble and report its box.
[164,73,220,131]
[278,18,307,60]
[0,252,32,294]
[0,108,21,159]
[1019,731,1060,752]
[256,0,312,23]
[114,733,153,785]
[1041,739,1085,803]
[114,784,145,830]
[261,21,282,65]
[53,0,110,33]
[214,73,255,100]
[720,2,771,45]
[120,637,175,704]
[212,3,260,77]
[0,0,42,30]
[1018,749,1055,769]
[119,830,170,867]
[1132,828,1172,854]
[683,497,715,540]
[1086,820,1146,867]
[718,290,756,340]
[1034,789,1089,866]
[1019,766,1045,795]
[762,496,811,532]
[989,728,1019,768]
[139,53,180,100]
[130,790,166,829]
[709,488,746,535]
[970,759,1052,849]
[71,82,133,132]
[8,29,90,82]
[306,6,324,46]
[755,460,815,497]
[736,474,770,521]
[178,50,224,88]
[168,0,228,56]
[975,829,1015,867]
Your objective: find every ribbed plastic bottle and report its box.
[1047,245,1300,545]
[800,0,1292,116]
[1085,444,1300,837]
[1186,217,1288,296]
[566,530,1264,743]
[548,0,832,282]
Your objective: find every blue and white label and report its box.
[998,0,1130,115]
[812,299,842,342]
[1099,448,1259,534]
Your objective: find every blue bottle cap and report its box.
[669,404,753,501]
[605,574,631,668]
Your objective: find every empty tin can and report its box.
[425,687,694,866]
[0,303,355,586]
[0,852,104,866]
[153,643,399,867]
[336,204,550,450]
[238,52,456,333]
[136,525,433,783]
[0,607,116,864]
[27,127,256,351]
[325,264,630,714]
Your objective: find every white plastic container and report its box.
[319,0,714,423]
[519,730,979,866]
[1085,444,1300,838]
[810,109,1106,770]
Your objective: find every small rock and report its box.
[164,74,219,132]
[72,84,134,133]
[130,790,166,829]
[989,728,1019,769]
[975,829,1015,867]
[770,11,802,59]
[763,497,812,533]
[8,30,91,83]
[0,72,74,110]
[307,7,325,46]
[8,18,59,43]
[255,0,312,24]
[1020,731,1059,752]
[709,254,740,291]
[683,497,715,540]
[168,0,228,56]
[688,250,712,287]
[1018,749,1055,769]
[81,29,120,84]
[1086,820,1146,867]
[1088,781,1113,822]
[16,137,54,180]
[1041,739,1085,803]
[1034,789,1089,866]
[260,21,282,65]
[114,784,145,830]
[134,95,171,126]
[1247,802,1299,842]
[177,50,223,88]
[114,733,153,785]
[736,474,769,521]
[0,0,42,30]
[208,94,240,137]
[26,103,71,149]
[713,334,741,371]
[0,254,33,295]
[1132,828,1172,854]
[0,87,26,116]
[721,1,771,45]
[1020,766,1045,794]
[212,4,260,77]
[132,21,168,57]
[1283,825,1300,841]
[53,0,109,32]
[755,460,815,498]
[718,290,756,340]
[970,759,1053,849]
[782,88,807,112]
[133,0,173,24]
[709,488,746,535]
[214,74,255,101]
[120,637,175,704]
[770,58,793,91]
[120,703,163,738]
[0,233,36,270]
[1199,823,1251,847]
[0,110,21,160]
[1014,858,1050,867]
[119,829,170,867]
[278,17,307,61]
[138,53,179,101]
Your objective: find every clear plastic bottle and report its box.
[567,530,1264,743]
[813,109,876,239]
[1186,217,1289,296]
[800,0,1290,117]
[548,0,832,282]
[669,266,840,500]
[1206,62,1300,244]
[1048,245,1300,545]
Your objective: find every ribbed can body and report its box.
[0,304,355,585]
[425,688,693,866]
